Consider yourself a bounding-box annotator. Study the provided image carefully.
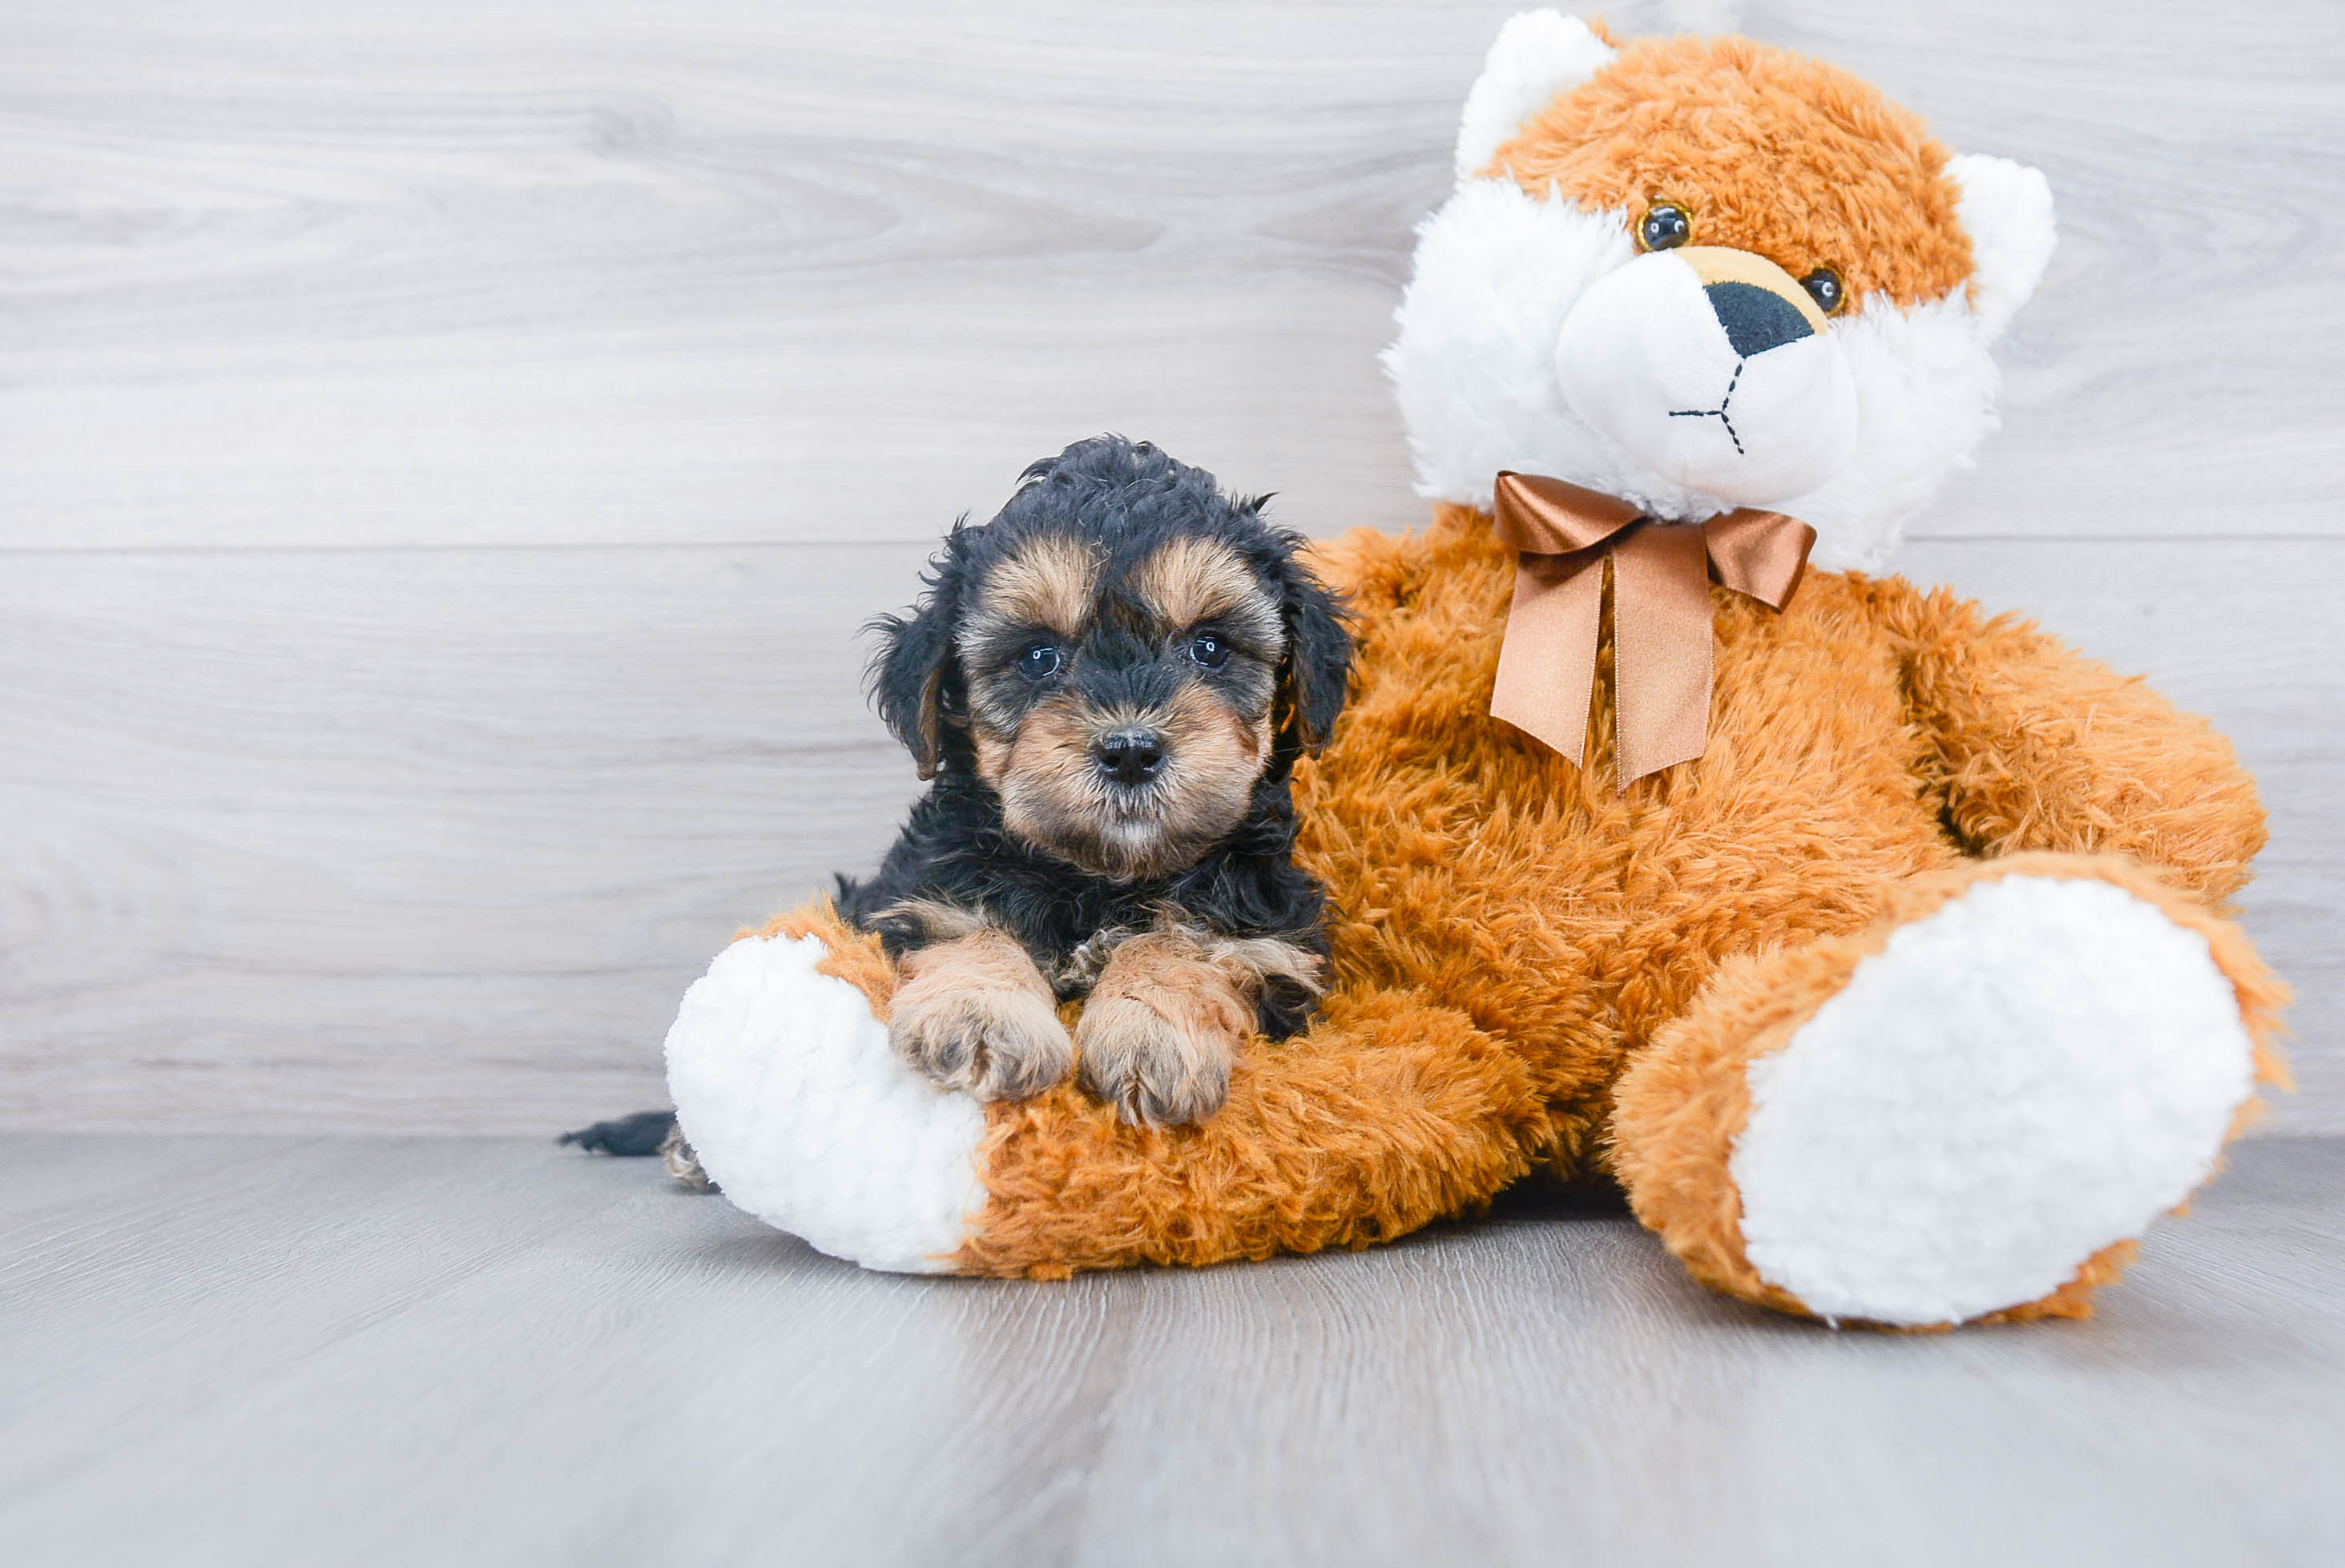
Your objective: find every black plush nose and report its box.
[1706,280,1815,359]
[1094,728,1166,786]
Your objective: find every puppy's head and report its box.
[872,437,1349,881]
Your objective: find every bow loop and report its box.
[1701,506,1815,609]
[1489,472,1644,557]
[1487,471,1815,788]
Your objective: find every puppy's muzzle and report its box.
[1553,243,1858,506]
[1093,726,1167,788]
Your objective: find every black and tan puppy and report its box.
[846,435,1350,1126]
[565,437,1349,1171]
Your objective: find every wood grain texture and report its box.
[2,536,2339,1132]
[1,1135,2340,1565]
[0,544,929,1131]
[2,0,2340,1131]
[2,0,2339,548]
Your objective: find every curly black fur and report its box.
[869,436,1349,780]
[846,435,1350,1038]
[562,437,1349,1157]
[840,770,1329,1036]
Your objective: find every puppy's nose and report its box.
[1705,280,1815,359]
[1093,728,1166,786]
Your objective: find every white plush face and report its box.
[1553,243,1858,506]
[1384,11,2056,571]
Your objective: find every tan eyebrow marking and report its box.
[975,533,1100,638]
[1130,535,1275,638]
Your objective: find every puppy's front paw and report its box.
[886,965,1074,1101]
[1075,990,1245,1127]
[1072,931,1257,1127]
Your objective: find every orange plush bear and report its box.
[663,13,2285,1327]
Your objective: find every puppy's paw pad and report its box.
[1076,997,1235,1127]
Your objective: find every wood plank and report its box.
[0,1138,650,1510]
[1,537,2336,1132]
[0,1134,297,1244]
[0,542,931,1131]
[1764,0,2345,543]
[2,0,2338,550]
[0,1135,2338,1565]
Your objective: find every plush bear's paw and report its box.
[663,931,988,1274]
[1730,873,2261,1326]
[888,979,1074,1102]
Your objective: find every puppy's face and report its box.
[871,439,1350,884]
[958,530,1283,880]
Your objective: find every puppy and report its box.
[564,437,1350,1180]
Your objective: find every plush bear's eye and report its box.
[1637,204,1692,252]
[1186,632,1231,671]
[1018,642,1063,679]
[1800,268,1846,315]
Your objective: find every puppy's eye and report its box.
[1800,267,1846,315]
[1186,633,1230,671]
[1017,642,1062,679]
[1637,203,1692,252]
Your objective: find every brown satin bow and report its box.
[1489,470,1816,788]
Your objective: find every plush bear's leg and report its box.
[961,980,1545,1276]
[1609,853,2287,1328]
[664,900,1549,1276]
[663,901,988,1272]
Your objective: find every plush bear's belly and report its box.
[1295,507,1959,1167]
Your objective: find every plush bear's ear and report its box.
[1948,154,2057,342]
[868,537,969,781]
[1453,11,1619,183]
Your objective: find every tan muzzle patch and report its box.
[1674,245,1830,336]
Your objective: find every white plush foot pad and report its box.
[1730,875,2255,1326]
[664,933,986,1273]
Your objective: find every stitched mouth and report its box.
[1668,360,1747,455]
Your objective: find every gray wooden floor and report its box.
[4,1135,2340,1567]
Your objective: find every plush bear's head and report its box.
[1385,12,2056,570]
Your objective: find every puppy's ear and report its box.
[1268,538,1352,761]
[868,538,969,780]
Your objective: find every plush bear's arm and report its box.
[1887,583,2266,905]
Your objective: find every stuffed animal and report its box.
[662,12,2286,1327]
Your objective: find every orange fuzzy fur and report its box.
[726,32,2283,1321]
[950,511,2279,1298]
[737,508,2276,1313]
[1610,852,2289,1328]
[1488,35,1974,310]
